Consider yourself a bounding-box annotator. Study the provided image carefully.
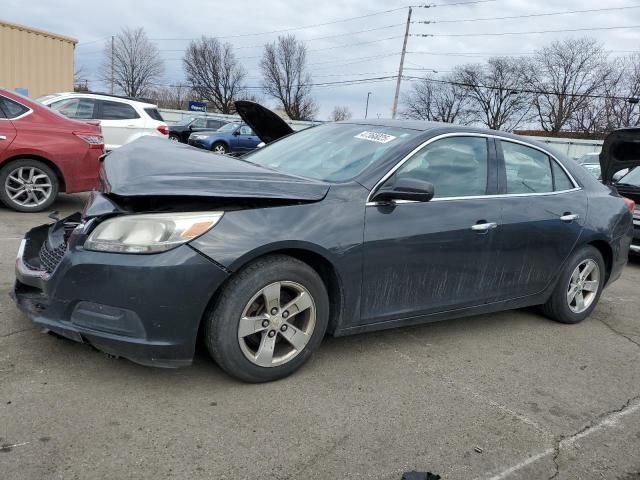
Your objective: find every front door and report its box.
[236,125,261,151]
[361,135,502,325]
[492,139,587,299]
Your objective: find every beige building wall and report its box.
[0,20,76,98]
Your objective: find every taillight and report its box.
[623,197,636,213]
[74,131,104,149]
[157,125,169,136]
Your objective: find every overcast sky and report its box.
[3,0,640,119]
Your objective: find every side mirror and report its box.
[371,177,434,203]
[612,169,628,183]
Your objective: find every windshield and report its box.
[619,167,640,187]
[245,123,419,182]
[218,123,239,132]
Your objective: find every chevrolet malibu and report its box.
[12,102,638,382]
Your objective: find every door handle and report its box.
[0,135,6,140]
[471,222,498,232]
[560,213,579,223]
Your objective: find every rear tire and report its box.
[205,255,329,383]
[211,142,228,154]
[0,159,59,212]
[541,245,605,324]
[168,134,180,143]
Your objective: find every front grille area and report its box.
[39,241,67,273]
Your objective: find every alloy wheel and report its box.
[4,166,53,208]
[238,281,316,367]
[213,144,226,154]
[566,259,600,313]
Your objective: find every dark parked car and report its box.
[0,88,104,212]
[168,117,228,143]
[611,168,640,255]
[188,122,262,154]
[12,102,637,383]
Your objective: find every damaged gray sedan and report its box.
[12,102,638,382]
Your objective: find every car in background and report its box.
[612,167,640,255]
[0,88,103,212]
[37,92,168,151]
[188,122,261,154]
[168,117,228,143]
[576,152,602,178]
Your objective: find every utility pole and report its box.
[110,35,115,95]
[365,92,372,119]
[392,6,412,119]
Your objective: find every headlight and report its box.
[85,212,223,254]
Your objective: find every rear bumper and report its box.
[12,219,229,368]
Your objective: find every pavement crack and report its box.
[546,394,640,480]
[0,327,36,338]
[596,317,640,348]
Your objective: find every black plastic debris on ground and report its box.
[401,472,441,480]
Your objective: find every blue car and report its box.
[187,122,261,154]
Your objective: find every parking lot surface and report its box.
[1,194,639,480]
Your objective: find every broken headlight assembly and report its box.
[84,212,224,254]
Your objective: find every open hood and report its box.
[599,127,640,185]
[235,100,294,144]
[99,136,329,200]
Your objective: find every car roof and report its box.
[41,92,158,108]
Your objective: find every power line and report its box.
[413,0,497,6]
[404,75,640,102]
[308,52,400,67]
[417,5,640,24]
[148,17,407,41]
[413,24,640,37]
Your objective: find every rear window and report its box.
[100,101,139,120]
[144,108,164,121]
[0,96,30,119]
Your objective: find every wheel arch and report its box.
[586,239,613,283]
[0,154,67,192]
[201,243,345,336]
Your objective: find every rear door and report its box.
[96,100,141,149]
[0,96,19,156]
[492,139,587,299]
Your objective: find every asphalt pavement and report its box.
[1,194,639,480]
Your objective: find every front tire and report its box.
[211,142,228,154]
[0,159,59,212]
[541,245,605,324]
[205,255,329,383]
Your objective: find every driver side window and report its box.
[392,136,489,198]
[239,126,253,136]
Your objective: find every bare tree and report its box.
[401,75,470,124]
[183,37,246,114]
[526,38,609,133]
[148,85,192,110]
[260,35,317,120]
[74,65,89,92]
[101,27,164,97]
[330,106,352,121]
[453,57,531,131]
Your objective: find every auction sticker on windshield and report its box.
[354,131,397,143]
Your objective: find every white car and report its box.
[37,92,168,150]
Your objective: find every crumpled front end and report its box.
[12,212,229,368]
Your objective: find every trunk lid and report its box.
[99,136,329,201]
[599,127,640,185]
[234,100,294,144]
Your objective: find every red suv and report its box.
[0,89,104,212]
